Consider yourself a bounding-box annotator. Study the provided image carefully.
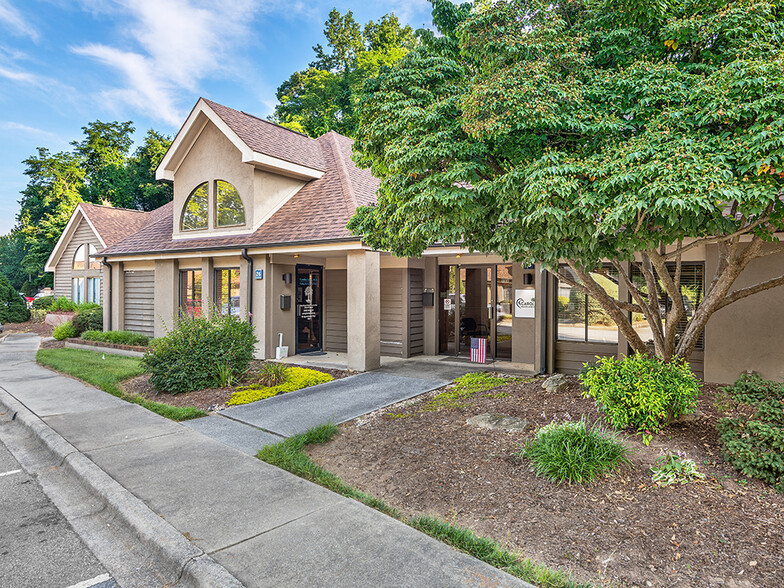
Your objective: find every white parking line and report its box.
[65,574,112,588]
[0,468,22,477]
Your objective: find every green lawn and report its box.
[258,424,589,588]
[36,348,206,421]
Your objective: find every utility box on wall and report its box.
[280,294,291,310]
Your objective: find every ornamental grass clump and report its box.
[521,417,631,485]
[579,354,700,442]
[142,311,256,394]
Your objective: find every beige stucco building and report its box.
[48,98,784,383]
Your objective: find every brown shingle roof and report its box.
[78,202,159,247]
[99,110,379,256]
[202,99,326,171]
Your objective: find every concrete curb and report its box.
[0,387,244,588]
[64,340,146,358]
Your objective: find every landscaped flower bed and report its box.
[306,375,784,588]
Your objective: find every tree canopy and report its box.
[0,124,172,290]
[349,0,784,361]
[273,9,416,138]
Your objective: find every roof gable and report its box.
[157,98,326,183]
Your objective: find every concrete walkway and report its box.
[185,362,475,454]
[0,334,531,588]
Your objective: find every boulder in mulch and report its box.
[542,373,569,393]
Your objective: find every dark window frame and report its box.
[555,264,620,344]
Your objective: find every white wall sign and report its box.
[514,289,535,318]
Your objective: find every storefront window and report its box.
[630,263,704,350]
[180,270,203,317]
[215,268,240,316]
[556,265,619,343]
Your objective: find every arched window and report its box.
[73,244,87,270]
[182,182,209,230]
[88,244,101,269]
[215,180,245,227]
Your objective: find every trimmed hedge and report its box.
[81,330,150,347]
[73,307,103,335]
[228,367,333,406]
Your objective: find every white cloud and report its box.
[71,0,265,125]
[0,0,39,40]
[0,121,64,143]
[0,64,39,84]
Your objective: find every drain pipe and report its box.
[539,267,548,374]
[102,257,112,331]
[241,248,253,324]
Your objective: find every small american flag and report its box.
[470,337,487,363]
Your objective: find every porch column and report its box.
[201,257,214,318]
[154,259,179,338]
[347,250,381,371]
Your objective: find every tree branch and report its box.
[715,274,784,311]
[661,216,772,260]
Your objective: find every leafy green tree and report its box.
[16,148,85,288]
[72,120,135,207]
[274,9,416,138]
[349,0,784,362]
[127,129,173,211]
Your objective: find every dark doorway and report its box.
[296,265,322,353]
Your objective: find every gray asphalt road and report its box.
[0,438,119,588]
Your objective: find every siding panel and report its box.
[408,268,424,356]
[380,268,404,357]
[124,270,155,337]
[324,269,347,353]
[54,219,103,301]
[554,340,616,374]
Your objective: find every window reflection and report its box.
[180,270,203,317]
[215,180,245,227]
[556,265,619,343]
[182,183,209,230]
[215,268,241,316]
[73,244,86,270]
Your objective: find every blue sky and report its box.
[0,0,434,235]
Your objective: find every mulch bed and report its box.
[3,321,53,337]
[122,361,350,412]
[307,376,784,588]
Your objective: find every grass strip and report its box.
[36,348,206,421]
[258,424,589,588]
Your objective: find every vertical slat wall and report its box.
[380,268,404,357]
[54,220,103,300]
[123,270,155,336]
[408,268,424,356]
[324,269,348,353]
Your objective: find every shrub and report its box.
[81,330,150,347]
[142,312,257,394]
[32,295,55,309]
[716,374,784,492]
[53,321,77,341]
[579,354,700,439]
[0,273,30,323]
[651,451,705,486]
[50,297,77,312]
[521,417,631,484]
[228,367,332,406]
[21,281,37,297]
[73,306,103,335]
[30,309,47,323]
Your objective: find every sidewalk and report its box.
[0,334,531,588]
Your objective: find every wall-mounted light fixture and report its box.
[456,253,463,258]
[293,254,300,258]
[282,273,293,284]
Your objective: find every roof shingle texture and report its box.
[78,202,165,247]
[99,103,379,257]
[202,99,326,171]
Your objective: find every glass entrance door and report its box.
[438,264,516,361]
[296,265,322,353]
